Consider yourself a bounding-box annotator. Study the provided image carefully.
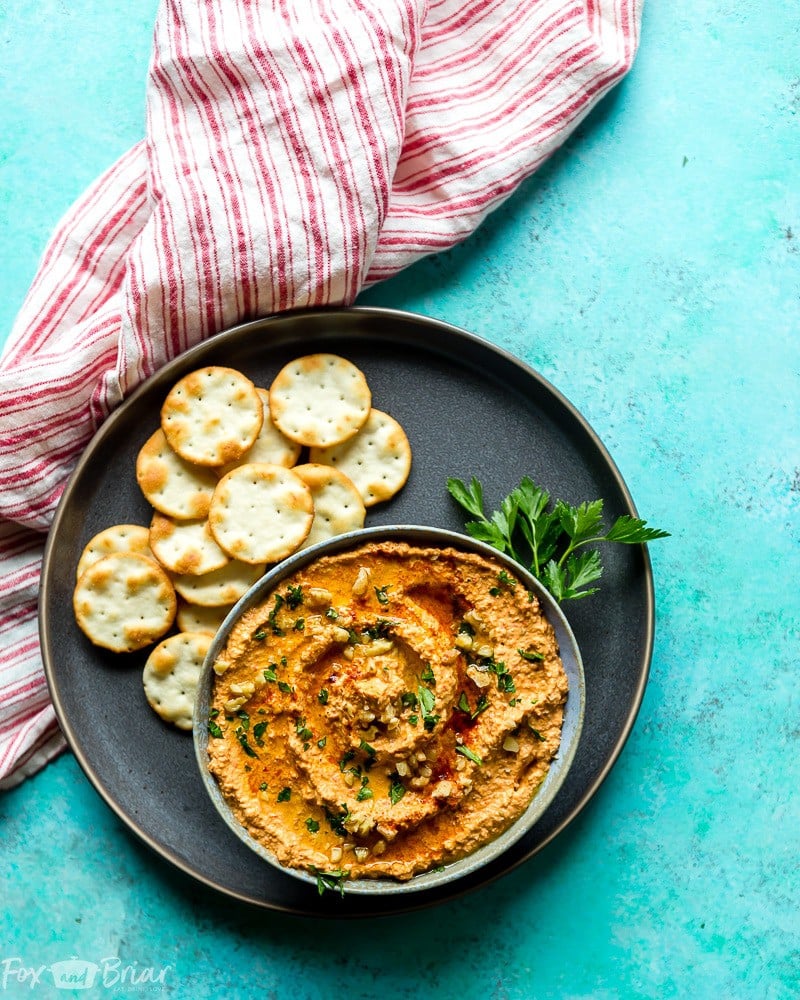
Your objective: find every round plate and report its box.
[40,307,654,916]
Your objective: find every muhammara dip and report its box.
[206,541,569,882]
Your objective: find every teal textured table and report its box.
[1,2,798,997]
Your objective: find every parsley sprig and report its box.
[447,475,668,602]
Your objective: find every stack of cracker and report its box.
[71,354,412,730]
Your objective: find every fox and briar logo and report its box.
[1,957,171,991]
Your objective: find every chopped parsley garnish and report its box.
[317,736,327,749]
[236,730,258,758]
[268,593,286,636]
[285,584,304,610]
[277,787,292,802]
[363,619,392,640]
[295,717,313,741]
[236,710,250,730]
[518,648,545,662]
[421,663,435,684]
[259,782,268,791]
[311,867,349,897]
[529,727,546,742]
[263,666,278,682]
[400,691,418,710]
[389,777,406,805]
[293,618,305,631]
[408,714,419,726]
[417,685,435,715]
[456,691,490,721]
[356,786,374,801]
[325,805,351,837]
[339,749,356,772]
[318,688,329,705]
[207,720,224,739]
[497,569,516,589]
[417,683,440,731]
[374,585,390,605]
[359,738,376,757]
[455,745,483,766]
[457,620,475,636]
[253,720,268,744]
[325,607,339,621]
[305,817,320,833]
[209,709,219,718]
[252,627,268,641]
[277,680,293,694]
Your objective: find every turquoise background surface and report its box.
[1,1,798,997]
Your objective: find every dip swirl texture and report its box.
[207,541,569,881]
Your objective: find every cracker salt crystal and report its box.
[208,463,314,564]
[293,463,366,549]
[309,409,411,506]
[143,631,212,730]
[76,524,152,581]
[136,428,218,520]
[219,388,301,475]
[73,552,176,653]
[161,366,263,467]
[149,512,230,576]
[268,353,371,448]
[172,559,266,607]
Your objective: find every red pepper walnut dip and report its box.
[206,541,569,882]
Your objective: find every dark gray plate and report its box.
[40,306,654,917]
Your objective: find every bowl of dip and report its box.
[194,525,585,896]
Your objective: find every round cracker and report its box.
[293,463,366,549]
[172,559,266,607]
[208,463,314,564]
[143,631,212,730]
[76,524,152,581]
[176,601,234,637]
[161,366,263,467]
[149,512,230,576]
[309,409,411,506]
[268,353,371,448]
[136,428,218,519]
[73,552,176,653]
[219,388,301,475]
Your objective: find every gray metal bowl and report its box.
[193,525,585,896]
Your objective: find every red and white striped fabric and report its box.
[0,0,641,788]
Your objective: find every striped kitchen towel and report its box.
[0,0,641,788]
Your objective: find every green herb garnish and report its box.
[311,867,349,897]
[455,744,483,766]
[285,584,304,610]
[318,688,329,705]
[374,585,390,605]
[389,777,406,805]
[518,648,545,662]
[305,817,320,833]
[447,475,669,602]
[207,720,224,739]
[277,786,292,802]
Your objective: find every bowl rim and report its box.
[193,524,585,896]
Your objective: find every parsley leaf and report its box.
[447,475,668,602]
[455,745,483,766]
[311,867,349,897]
